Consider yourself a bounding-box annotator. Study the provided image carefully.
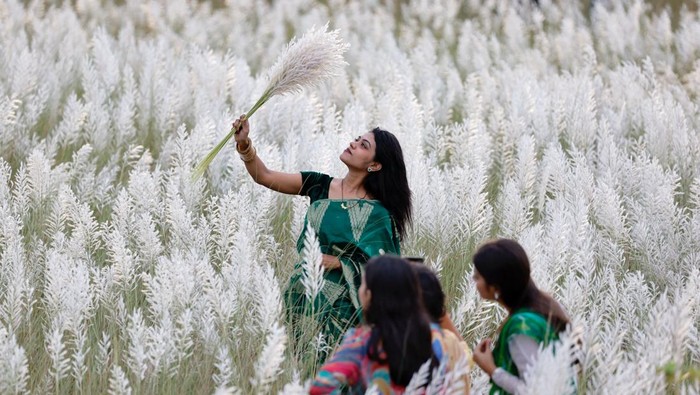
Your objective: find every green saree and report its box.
[284,172,401,354]
[490,309,559,395]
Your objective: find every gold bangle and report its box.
[239,144,256,162]
[236,138,252,154]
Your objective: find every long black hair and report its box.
[412,264,446,322]
[364,255,435,386]
[472,239,570,332]
[363,127,412,240]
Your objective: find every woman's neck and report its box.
[342,171,365,195]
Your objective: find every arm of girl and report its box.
[439,313,463,340]
[490,335,540,395]
[321,254,341,270]
[233,115,303,194]
[473,338,496,376]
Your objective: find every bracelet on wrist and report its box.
[237,138,256,162]
[239,146,256,162]
[236,138,252,153]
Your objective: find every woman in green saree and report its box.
[470,239,572,395]
[231,115,412,354]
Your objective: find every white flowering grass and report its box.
[193,24,349,178]
[300,226,325,303]
[0,0,699,393]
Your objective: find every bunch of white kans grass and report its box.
[193,24,348,178]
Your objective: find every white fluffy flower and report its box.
[193,24,348,178]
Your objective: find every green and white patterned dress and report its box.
[284,171,401,354]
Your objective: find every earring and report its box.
[494,292,500,300]
[367,167,373,172]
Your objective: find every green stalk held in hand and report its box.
[192,24,348,180]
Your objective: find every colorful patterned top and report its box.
[284,172,401,354]
[490,309,559,395]
[310,324,446,394]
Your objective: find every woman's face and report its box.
[340,132,380,171]
[359,273,371,310]
[472,267,498,301]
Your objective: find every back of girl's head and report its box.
[364,128,412,240]
[412,264,445,322]
[364,255,423,325]
[364,255,434,386]
[472,238,570,332]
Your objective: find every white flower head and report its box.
[264,23,349,99]
[193,24,348,179]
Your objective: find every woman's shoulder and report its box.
[502,309,554,340]
[301,171,332,186]
[301,171,332,201]
[508,309,548,324]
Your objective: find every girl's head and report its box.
[361,254,423,321]
[361,255,434,386]
[472,239,531,308]
[411,264,446,323]
[341,128,412,239]
[472,238,570,332]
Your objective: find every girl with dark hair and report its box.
[470,239,570,395]
[409,260,462,338]
[310,255,444,394]
[412,263,471,392]
[232,116,412,350]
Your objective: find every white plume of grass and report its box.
[301,226,325,304]
[46,325,69,390]
[107,364,132,395]
[172,308,195,373]
[522,329,579,395]
[436,355,471,395]
[404,359,432,393]
[0,325,29,394]
[251,323,287,393]
[311,332,332,364]
[263,24,348,99]
[0,205,32,336]
[96,331,111,374]
[213,346,234,389]
[278,371,308,395]
[250,258,284,336]
[126,309,148,382]
[71,324,89,391]
[193,24,348,178]
[404,354,470,395]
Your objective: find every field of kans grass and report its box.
[1,0,700,393]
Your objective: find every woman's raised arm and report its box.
[233,115,303,195]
